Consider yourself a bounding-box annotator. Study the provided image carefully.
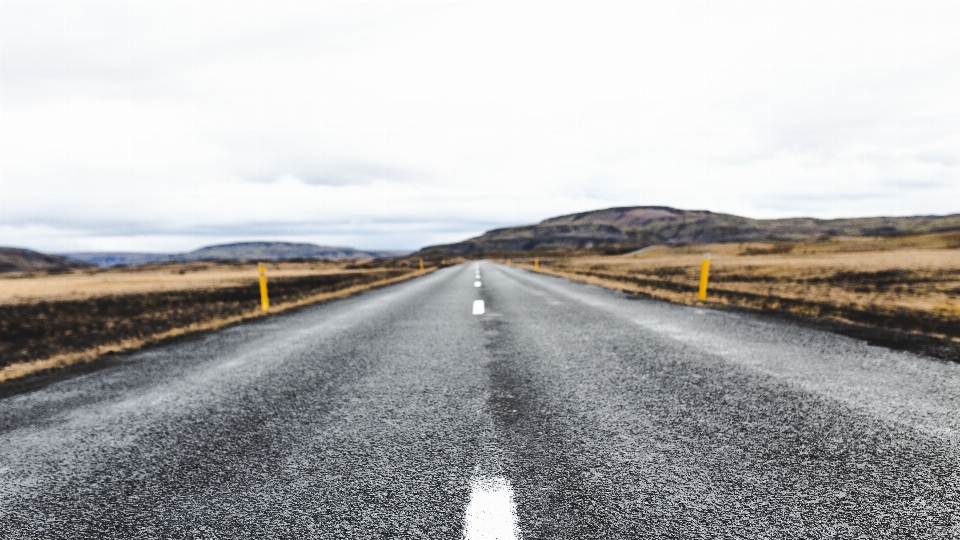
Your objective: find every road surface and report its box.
[1,263,959,538]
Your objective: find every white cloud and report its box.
[1,0,959,252]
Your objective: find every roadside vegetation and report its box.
[0,259,433,383]
[513,232,960,355]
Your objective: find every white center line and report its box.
[474,281,482,287]
[462,475,520,540]
[472,300,485,315]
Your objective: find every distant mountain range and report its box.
[6,207,959,273]
[62,242,411,267]
[0,241,409,273]
[418,206,960,255]
[0,247,95,274]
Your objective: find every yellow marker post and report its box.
[534,257,539,270]
[419,259,424,272]
[697,253,710,301]
[258,264,270,312]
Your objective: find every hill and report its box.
[182,242,407,262]
[0,247,95,274]
[418,206,960,255]
[61,252,182,267]
[63,242,410,267]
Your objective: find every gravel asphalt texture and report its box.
[1,262,959,538]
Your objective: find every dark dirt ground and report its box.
[0,270,408,371]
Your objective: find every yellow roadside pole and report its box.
[534,257,539,270]
[258,264,270,312]
[697,253,710,301]
[419,259,424,272]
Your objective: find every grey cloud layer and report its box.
[1,1,959,251]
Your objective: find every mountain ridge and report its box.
[417,206,960,255]
[62,242,411,268]
[0,247,95,274]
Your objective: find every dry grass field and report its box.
[0,260,385,304]
[0,260,428,383]
[518,232,960,348]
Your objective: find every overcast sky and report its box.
[2,1,959,252]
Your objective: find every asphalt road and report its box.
[2,263,959,538]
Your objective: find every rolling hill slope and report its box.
[418,206,960,255]
[64,242,411,267]
[0,248,95,274]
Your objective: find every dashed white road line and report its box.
[462,475,520,540]
[473,300,485,315]
[474,281,482,287]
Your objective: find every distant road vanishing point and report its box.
[1,263,958,537]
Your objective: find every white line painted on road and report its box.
[462,475,520,540]
[473,300,485,315]
[475,281,482,287]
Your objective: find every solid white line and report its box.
[462,475,520,540]
[472,300,485,315]
[474,281,482,287]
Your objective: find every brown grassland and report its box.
[3,235,958,386]
[0,259,431,383]
[513,232,960,354]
